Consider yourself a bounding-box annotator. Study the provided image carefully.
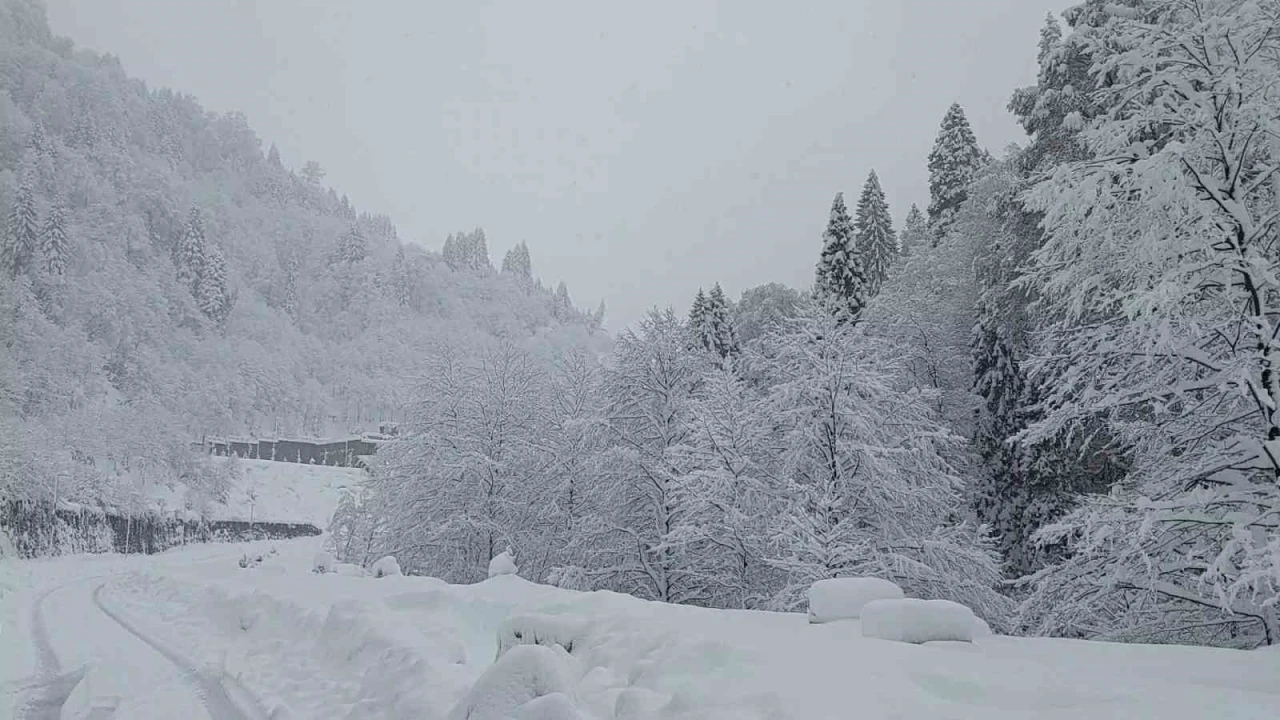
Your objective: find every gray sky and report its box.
[46,0,1069,330]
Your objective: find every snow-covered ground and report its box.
[147,459,364,527]
[4,537,1280,719]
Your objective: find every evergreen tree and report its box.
[267,142,282,167]
[174,208,206,293]
[555,281,572,317]
[392,245,412,308]
[899,204,926,257]
[688,288,709,347]
[814,192,866,325]
[705,283,739,358]
[853,170,897,297]
[333,225,366,265]
[40,202,68,276]
[926,103,984,243]
[3,177,39,277]
[196,243,232,323]
[501,241,533,284]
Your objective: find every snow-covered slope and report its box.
[146,460,364,528]
[32,537,1278,720]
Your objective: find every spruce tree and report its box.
[814,192,866,325]
[196,243,232,323]
[40,202,68,276]
[393,246,412,308]
[3,178,39,276]
[555,281,572,317]
[174,208,207,292]
[706,283,739,358]
[501,241,533,283]
[926,103,984,243]
[267,142,282,167]
[853,170,897,297]
[689,288,709,348]
[333,225,366,265]
[900,203,926,257]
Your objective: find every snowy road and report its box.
[15,566,264,720]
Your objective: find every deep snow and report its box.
[4,537,1280,719]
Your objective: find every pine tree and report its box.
[196,243,232,323]
[174,208,206,292]
[926,103,984,243]
[814,192,866,325]
[267,142,282,167]
[688,288,709,347]
[392,245,412,308]
[333,225,366,265]
[554,281,572,318]
[899,204,926,257]
[3,178,39,277]
[706,283,739,358]
[501,241,533,284]
[853,170,897,297]
[40,202,68,276]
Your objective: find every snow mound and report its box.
[497,613,589,658]
[488,550,518,578]
[60,666,121,720]
[860,598,975,644]
[371,555,402,578]
[447,644,579,720]
[334,562,366,577]
[807,577,904,623]
[508,692,588,720]
[312,551,334,574]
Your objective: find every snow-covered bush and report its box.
[807,577,904,624]
[334,563,365,577]
[489,550,518,578]
[507,693,586,720]
[860,598,976,644]
[446,644,578,720]
[371,555,402,578]
[312,551,335,574]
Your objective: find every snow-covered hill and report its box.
[15,538,1274,720]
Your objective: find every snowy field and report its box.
[146,459,363,528]
[4,538,1279,720]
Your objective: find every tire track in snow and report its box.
[18,578,99,720]
[91,582,270,720]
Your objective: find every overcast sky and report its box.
[45,0,1069,330]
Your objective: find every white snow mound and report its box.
[860,598,976,644]
[371,555,402,578]
[488,550,518,578]
[447,644,578,720]
[508,692,588,720]
[497,613,588,658]
[334,562,365,577]
[311,551,335,574]
[807,577,905,623]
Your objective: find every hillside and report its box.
[0,0,606,518]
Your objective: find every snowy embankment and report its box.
[149,459,363,527]
[45,537,1280,720]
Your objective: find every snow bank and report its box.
[371,555,402,578]
[489,550,518,578]
[446,644,579,720]
[311,551,334,574]
[497,613,589,658]
[860,598,976,644]
[807,577,904,623]
[59,666,120,720]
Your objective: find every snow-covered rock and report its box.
[371,555,402,578]
[311,551,335,574]
[497,613,588,658]
[860,598,976,644]
[446,644,577,720]
[488,550,518,578]
[806,577,904,623]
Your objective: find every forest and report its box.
[4,0,1280,650]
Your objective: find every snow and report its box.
[6,537,1280,720]
[806,577,904,623]
[371,555,402,578]
[146,458,364,527]
[311,551,335,574]
[488,550,518,578]
[860,598,976,644]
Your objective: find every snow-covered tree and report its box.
[814,192,866,324]
[732,282,804,344]
[173,208,206,293]
[266,142,282,167]
[899,203,926,258]
[39,202,68,276]
[332,225,366,265]
[1018,0,1280,647]
[501,241,533,285]
[701,283,739,359]
[3,177,39,277]
[763,305,1007,621]
[554,281,572,317]
[853,170,897,296]
[195,243,233,324]
[926,103,985,242]
[688,287,709,346]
